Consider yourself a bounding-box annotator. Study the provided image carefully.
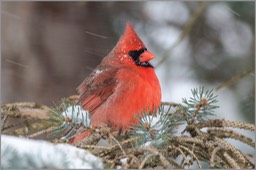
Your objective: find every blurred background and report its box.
[1,1,254,129]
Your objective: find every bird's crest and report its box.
[116,21,146,53]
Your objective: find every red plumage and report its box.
[71,22,161,143]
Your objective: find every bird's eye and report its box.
[128,48,153,67]
[128,48,147,60]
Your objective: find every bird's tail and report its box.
[68,131,90,143]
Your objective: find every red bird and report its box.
[71,22,161,143]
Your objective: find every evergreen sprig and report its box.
[182,86,219,124]
[130,105,183,147]
[48,100,91,142]
[130,86,219,148]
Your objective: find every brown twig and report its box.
[207,127,255,147]
[138,154,154,169]
[216,67,254,92]
[179,145,202,169]
[223,151,240,169]
[26,126,60,138]
[1,115,9,131]
[222,120,255,131]
[1,118,36,132]
[137,146,171,168]
[169,145,186,168]
[192,119,255,131]
[109,132,127,156]
[210,146,222,167]
[212,136,248,166]
[155,2,207,68]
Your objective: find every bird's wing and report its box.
[77,66,118,113]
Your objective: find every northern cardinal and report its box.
[71,21,161,143]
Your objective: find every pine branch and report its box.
[1,87,255,169]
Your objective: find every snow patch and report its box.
[95,69,103,75]
[62,105,91,127]
[120,157,128,164]
[1,135,103,169]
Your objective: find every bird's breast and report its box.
[95,67,161,130]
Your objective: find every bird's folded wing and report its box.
[77,67,118,113]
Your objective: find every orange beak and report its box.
[139,51,155,62]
